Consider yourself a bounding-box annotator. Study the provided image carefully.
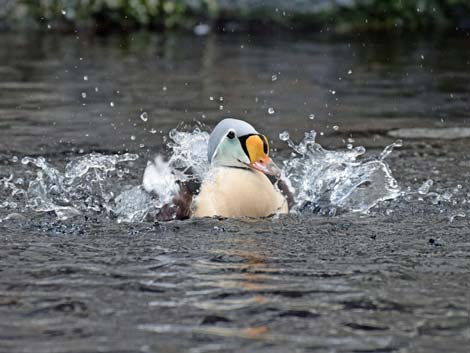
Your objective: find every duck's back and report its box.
[192,167,288,218]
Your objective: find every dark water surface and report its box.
[1,31,470,352]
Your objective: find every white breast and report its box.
[192,167,288,218]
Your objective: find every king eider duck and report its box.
[154,118,294,220]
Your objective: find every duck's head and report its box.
[208,118,281,177]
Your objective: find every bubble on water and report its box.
[140,112,148,122]
[268,107,275,115]
[279,131,290,141]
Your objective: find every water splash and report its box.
[280,130,402,214]
[116,129,210,222]
[4,124,460,223]
[1,153,138,220]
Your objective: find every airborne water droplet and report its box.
[418,179,433,195]
[268,107,275,115]
[279,131,290,141]
[110,102,115,107]
[309,114,315,120]
[271,74,277,81]
[130,135,136,141]
[140,112,148,122]
[81,92,87,98]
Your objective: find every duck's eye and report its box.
[227,131,235,139]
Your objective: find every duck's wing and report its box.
[154,179,201,221]
[267,175,295,210]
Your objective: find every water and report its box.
[1,32,470,352]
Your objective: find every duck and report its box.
[154,118,294,220]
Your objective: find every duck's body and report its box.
[153,118,293,220]
[193,166,288,218]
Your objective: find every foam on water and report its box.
[1,124,463,222]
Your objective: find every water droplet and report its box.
[347,144,353,150]
[420,54,425,60]
[309,114,315,120]
[162,86,167,91]
[139,144,145,148]
[268,107,275,115]
[83,75,88,81]
[209,96,214,101]
[279,131,290,141]
[94,87,99,92]
[130,135,136,141]
[140,112,148,122]
[81,92,87,98]
[333,125,339,131]
[348,69,353,75]
[418,179,433,195]
[110,102,115,107]
[193,23,210,36]
[271,74,277,81]
[149,128,157,134]
[61,10,66,15]
[219,105,224,110]
[330,90,336,95]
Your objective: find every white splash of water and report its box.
[0,125,418,222]
[2,153,138,220]
[280,130,402,214]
